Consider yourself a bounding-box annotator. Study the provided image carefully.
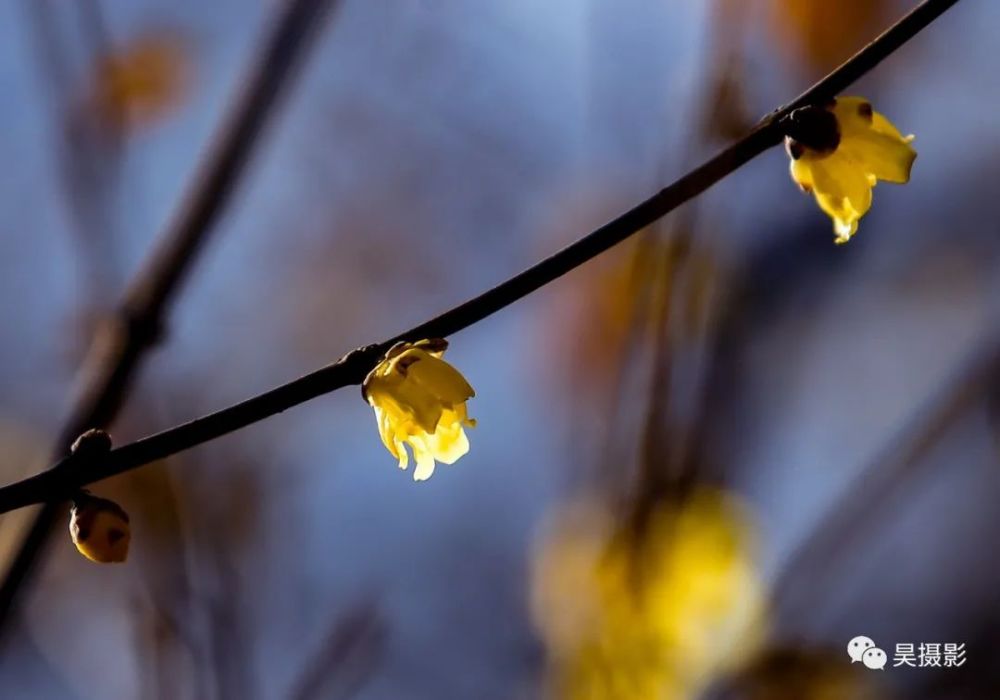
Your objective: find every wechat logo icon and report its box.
[848,636,887,670]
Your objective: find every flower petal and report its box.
[407,352,475,403]
[789,157,814,192]
[374,405,399,459]
[428,415,470,465]
[808,154,873,242]
[395,439,410,469]
[410,436,437,481]
[840,133,916,184]
[391,373,444,432]
[363,340,476,478]
[833,96,916,183]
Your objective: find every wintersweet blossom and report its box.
[69,493,131,563]
[786,96,916,244]
[362,339,475,481]
[531,490,765,699]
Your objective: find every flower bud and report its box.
[70,428,113,459]
[782,104,841,155]
[69,493,131,563]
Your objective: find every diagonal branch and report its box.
[0,0,962,517]
[0,0,337,630]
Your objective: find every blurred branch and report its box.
[23,0,123,302]
[0,0,962,512]
[0,0,337,633]
[772,332,1000,633]
[289,598,386,700]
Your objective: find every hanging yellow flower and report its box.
[785,96,916,244]
[362,339,476,481]
[69,492,131,564]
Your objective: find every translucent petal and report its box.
[428,415,470,465]
[808,154,872,242]
[407,352,475,403]
[832,96,872,129]
[872,111,908,140]
[362,366,400,406]
[410,435,437,481]
[374,406,399,459]
[395,437,410,469]
[367,353,443,432]
[817,154,873,214]
[414,458,435,481]
[411,338,449,358]
[392,376,443,433]
[789,157,813,192]
[832,96,915,183]
[832,96,906,138]
[451,402,476,428]
[839,133,916,184]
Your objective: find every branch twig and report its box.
[0,0,961,517]
[0,0,336,628]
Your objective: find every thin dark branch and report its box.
[0,0,961,515]
[0,0,336,631]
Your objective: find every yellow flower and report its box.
[69,493,131,564]
[786,96,916,244]
[362,339,475,481]
[531,490,766,699]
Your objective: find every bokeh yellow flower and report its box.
[69,493,131,564]
[531,489,765,700]
[362,339,475,481]
[89,32,190,130]
[786,96,916,244]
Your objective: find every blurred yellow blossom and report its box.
[69,493,131,564]
[89,32,190,130]
[531,489,765,699]
[786,96,916,244]
[362,339,475,481]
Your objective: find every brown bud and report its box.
[781,105,840,156]
[70,429,113,459]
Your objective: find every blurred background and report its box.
[0,0,997,698]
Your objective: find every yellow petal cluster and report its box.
[531,489,765,699]
[69,493,131,564]
[788,96,916,244]
[362,339,475,481]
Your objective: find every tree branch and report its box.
[0,0,337,629]
[0,0,962,517]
